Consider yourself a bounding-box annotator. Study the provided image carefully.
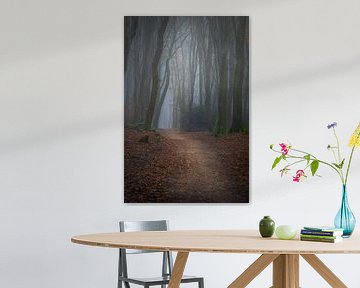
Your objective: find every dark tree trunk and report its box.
[230,17,248,133]
[144,17,169,130]
[124,17,139,74]
[211,17,231,135]
[153,58,171,127]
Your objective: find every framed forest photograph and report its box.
[124,16,249,203]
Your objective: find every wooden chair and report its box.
[118,220,204,288]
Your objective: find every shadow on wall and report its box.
[255,57,360,92]
[0,0,122,65]
[0,113,122,153]
[3,56,360,153]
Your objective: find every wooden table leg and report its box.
[228,254,279,288]
[168,252,189,288]
[272,254,299,288]
[301,254,347,288]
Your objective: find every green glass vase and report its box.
[259,216,275,237]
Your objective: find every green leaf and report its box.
[270,144,274,149]
[310,160,319,176]
[332,159,345,169]
[332,163,341,169]
[271,156,282,170]
[339,158,345,169]
[304,154,311,164]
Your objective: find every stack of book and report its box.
[300,226,344,243]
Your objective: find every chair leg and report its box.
[198,278,204,288]
[119,280,130,288]
[118,280,130,288]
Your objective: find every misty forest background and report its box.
[124,16,249,203]
[125,16,249,133]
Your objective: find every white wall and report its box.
[1,0,360,287]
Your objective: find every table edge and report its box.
[71,236,360,255]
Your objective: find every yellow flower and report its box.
[349,122,360,148]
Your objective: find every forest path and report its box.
[159,129,245,202]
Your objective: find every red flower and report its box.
[279,143,289,155]
[293,170,305,182]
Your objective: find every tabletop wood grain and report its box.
[71,230,360,254]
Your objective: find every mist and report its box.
[124,16,249,135]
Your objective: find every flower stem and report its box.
[345,146,356,185]
[270,147,343,181]
[291,148,317,159]
[333,128,342,164]
[345,130,360,185]
[288,147,344,183]
[283,154,343,182]
[332,128,345,182]
[330,148,338,164]
[285,159,306,168]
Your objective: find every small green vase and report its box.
[259,216,275,238]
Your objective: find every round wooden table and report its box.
[72,230,360,288]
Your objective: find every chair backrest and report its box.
[120,220,168,232]
[119,220,169,254]
[118,220,174,285]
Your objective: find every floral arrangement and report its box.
[270,122,360,185]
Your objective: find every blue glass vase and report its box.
[334,185,356,237]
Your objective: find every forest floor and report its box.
[124,128,249,203]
